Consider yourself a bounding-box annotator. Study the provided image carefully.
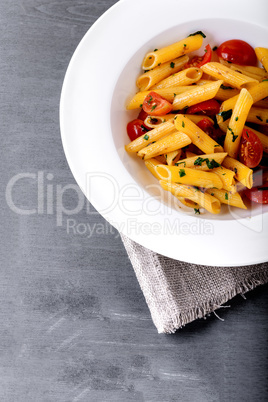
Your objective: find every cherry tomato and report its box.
[127,119,148,141]
[216,39,257,66]
[197,118,225,144]
[137,109,151,130]
[143,91,173,116]
[244,185,268,204]
[185,44,212,68]
[239,128,263,168]
[187,99,220,116]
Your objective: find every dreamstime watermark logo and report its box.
[5,170,265,236]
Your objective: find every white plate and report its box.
[60,0,268,266]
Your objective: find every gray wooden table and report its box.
[1,1,267,401]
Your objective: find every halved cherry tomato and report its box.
[216,39,257,66]
[187,99,220,116]
[244,185,268,204]
[185,44,212,68]
[239,128,263,168]
[143,91,173,116]
[127,119,148,141]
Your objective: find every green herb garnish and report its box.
[194,208,200,214]
[188,31,206,38]
[170,62,175,68]
[218,109,232,121]
[179,169,186,177]
[143,134,149,140]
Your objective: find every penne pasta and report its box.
[224,88,253,158]
[201,62,259,89]
[152,67,202,89]
[174,114,223,153]
[159,180,221,214]
[136,55,189,91]
[255,47,268,72]
[174,152,227,170]
[222,156,253,189]
[206,189,247,209]
[137,131,191,160]
[142,33,204,70]
[125,120,175,153]
[124,32,267,217]
[155,165,223,188]
[172,80,223,110]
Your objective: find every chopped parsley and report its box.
[194,157,220,169]
[214,144,221,147]
[210,192,214,196]
[179,169,186,177]
[147,95,153,104]
[188,31,206,38]
[173,93,177,97]
[194,208,200,214]
[218,109,232,121]
[175,161,186,167]
[234,168,238,174]
[154,48,158,52]
[170,62,175,68]
[182,121,185,128]
[227,126,238,142]
[212,46,218,51]
[140,104,143,108]
[150,117,158,124]
[256,115,263,121]
[225,192,228,200]
[151,104,157,111]
[235,116,239,121]
[143,134,149,140]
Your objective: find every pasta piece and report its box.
[144,158,163,179]
[144,113,214,128]
[159,180,221,214]
[247,106,268,125]
[201,62,258,89]
[219,59,268,81]
[125,120,175,153]
[217,81,268,124]
[222,156,253,189]
[174,114,223,153]
[177,198,199,209]
[224,88,253,158]
[136,55,189,91]
[211,167,236,193]
[215,86,240,101]
[174,152,227,170]
[172,80,223,110]
[137,131,191,160]
[255,47,268,72]
[165,150,181,166]
[126,86,192,109]
[155,165,223,189]
[206,189,247,209]
[152,67,202,89]
[144,114,174,128]
[142,34,204,70]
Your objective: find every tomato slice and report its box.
[127,119,148,141]
[216,39,257,66]
[244,185,268,204]
[185,44,212,68]
[197,118,225,144]
[143,91,173,116]
[187,99,220,116]
[239,128,263,168]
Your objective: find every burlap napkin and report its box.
[121,233,268,333]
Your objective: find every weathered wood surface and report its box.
[0,1,267,401]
